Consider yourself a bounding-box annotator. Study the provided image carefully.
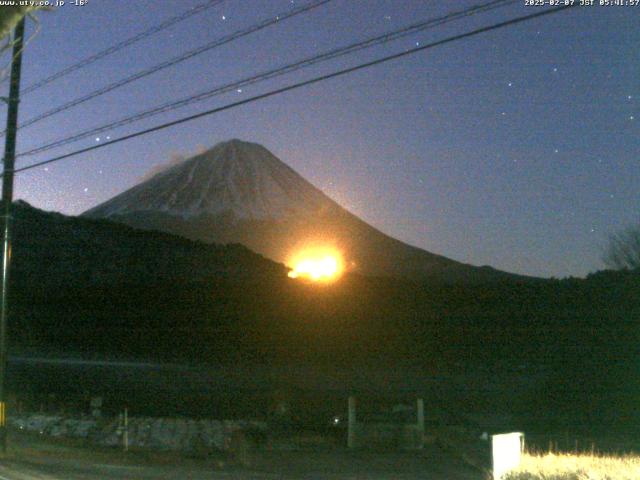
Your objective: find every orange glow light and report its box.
[287,248,343,282]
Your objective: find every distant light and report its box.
[333,416,340,425]
[288,247,344,282]
[221,15,226,20]
[237,88,242,93]
[288,257,338,280]
[95,137,100,142]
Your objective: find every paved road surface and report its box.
[0,451,484,479]
[0,432,485,479]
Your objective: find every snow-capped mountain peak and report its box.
[85,139,336,221]
[85,139,526,282]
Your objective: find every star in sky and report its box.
[9,1,638,279]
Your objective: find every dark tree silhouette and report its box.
[0,6,37,41]
[603,223,640,271]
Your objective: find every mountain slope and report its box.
[11,200,284,289]
[85,139,527,282]
[85,139,335,221]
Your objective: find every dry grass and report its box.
[503,452,640,480]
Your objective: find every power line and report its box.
[2,0,332,136]
[6,4,577,177]
[19,0,225,95]
[20,0,518,157]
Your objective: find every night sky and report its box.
[2,0,637,278]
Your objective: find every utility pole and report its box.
[0,16,26,454]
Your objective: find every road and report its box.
[0,431,485,479]
[0,447,485,480]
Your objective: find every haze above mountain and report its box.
[84,139,528,282]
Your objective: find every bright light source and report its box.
[287,247,343,282]
[288,257,338,280]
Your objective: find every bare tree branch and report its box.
[603,224,640,270]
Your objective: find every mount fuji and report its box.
[84,139,522,282]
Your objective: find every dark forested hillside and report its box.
[11,200,285,290]
[6,201,640,430]
[9,200,639,371]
